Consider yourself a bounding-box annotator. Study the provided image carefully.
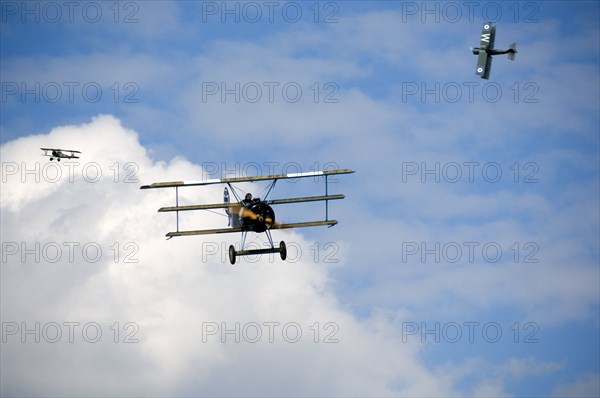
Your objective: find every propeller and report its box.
[228,204,280,228]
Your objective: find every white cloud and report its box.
[0,115,457,397]
[553,372,600,398]
[435,357,563,398]
[2,4,598,396]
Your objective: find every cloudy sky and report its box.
[1,1,599,396]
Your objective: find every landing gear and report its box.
[50,157,54,161]
[280,241,287,261]
[229,245,236,265]
[228,237,287,265]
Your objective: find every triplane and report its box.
[40,148,81,161]
[141,169,354,264]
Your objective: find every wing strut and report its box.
[227,182,242,203]
[265,229,275,249]
[263,179,277,201]
[240,230,248,251]
[166,186,181,239]
[325,174,329,221]
[176,186,179,233]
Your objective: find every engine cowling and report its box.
[243,202,275,233]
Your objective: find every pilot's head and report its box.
[245,193,252,201]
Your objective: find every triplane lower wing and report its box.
[141,169,354,264]
[40,148,81,161]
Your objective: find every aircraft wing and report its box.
[141,169,354,189]
[40,148,81,153]
[165,220,337,238]
[158,194,345,213]
[476,52,492,79]
[166,227,243,238]
[272,220,338,229]
[479,22,496,49]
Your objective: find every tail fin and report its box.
[508,43,517,60]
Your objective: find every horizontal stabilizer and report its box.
[508,43,517,60]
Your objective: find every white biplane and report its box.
[40,148,81,161]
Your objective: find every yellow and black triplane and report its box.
[141,168,354,264]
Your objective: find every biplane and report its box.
[472,22,517,79]
[40,148,81,161]
[141,169,354,264]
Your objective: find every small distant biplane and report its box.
[40,148,81,161]
[472,22,517,79]
[141,169,354,264]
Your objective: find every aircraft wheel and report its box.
[57,158,61,161]
[228,245,236,265]
[279,241,287,261]
[50,157,53,161]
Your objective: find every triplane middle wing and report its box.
[141,169,354,264]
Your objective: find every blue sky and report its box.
[1,1,599,397]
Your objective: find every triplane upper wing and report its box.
[140,169,353,189]
[141,168,354,264]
